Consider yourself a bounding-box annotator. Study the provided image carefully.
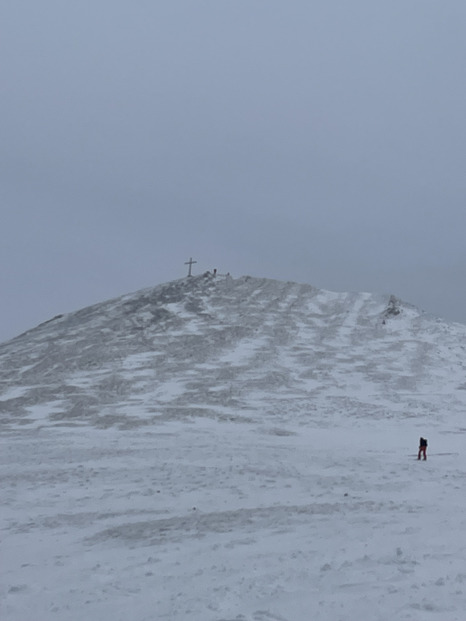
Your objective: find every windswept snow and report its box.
[1,274,466,620]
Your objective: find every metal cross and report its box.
[184,257,197,277]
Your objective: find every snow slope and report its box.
[2,274,466,620]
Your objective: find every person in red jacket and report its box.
[418,437,427,460]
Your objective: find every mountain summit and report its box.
[1,273,465,430]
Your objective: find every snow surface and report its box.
[2,274,466,620]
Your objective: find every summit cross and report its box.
[184,257,197,277]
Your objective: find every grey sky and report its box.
[2,1,466,342]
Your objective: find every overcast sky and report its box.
[2,1,466,342]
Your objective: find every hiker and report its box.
[418,437,428,460]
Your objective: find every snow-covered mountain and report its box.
[2,274,466,621]
[2,273,465,430]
